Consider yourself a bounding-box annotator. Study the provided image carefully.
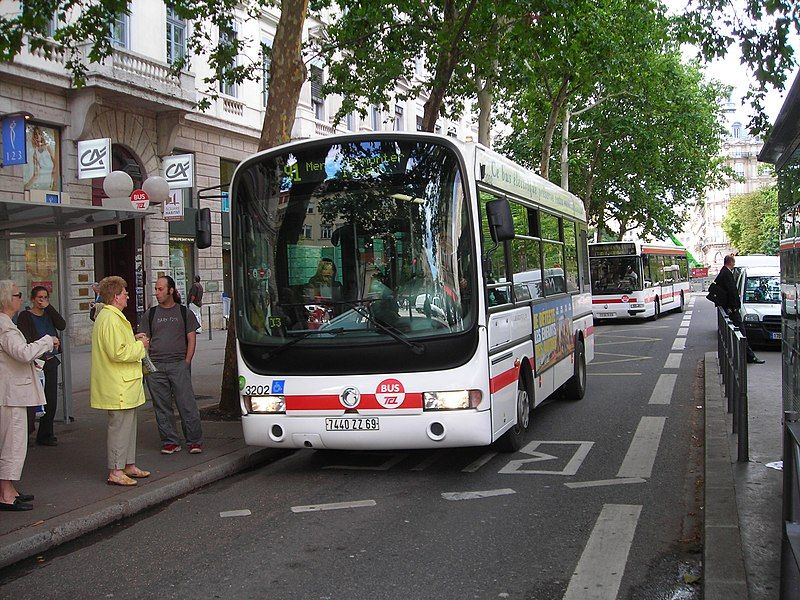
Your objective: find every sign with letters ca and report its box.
[77,138,111,179]
[162,154,194,189]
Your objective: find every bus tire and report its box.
[496,374,532,453]
[563,338,586,401]
[677,292,685,313]
[651,298,660,321]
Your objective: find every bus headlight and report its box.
[423,390,482,410]
[743,313,760,322]
[245,396,285,413]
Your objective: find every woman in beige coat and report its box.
[0,280,59,511]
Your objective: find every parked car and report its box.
[736,263,781,346]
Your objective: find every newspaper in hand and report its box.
[142,352,159,375]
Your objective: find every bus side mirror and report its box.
[196,207,212,249]
[486,198,515,243]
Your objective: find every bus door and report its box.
[661,264,678,305]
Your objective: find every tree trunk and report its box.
[477,77,492,146]
[219,0,310,416]
[421,0,479,132]
[560,107,570,190]
[540,77,569,180]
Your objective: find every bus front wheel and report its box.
[651,298,661,321]
[563,339,586,401]
[496,376,532,453]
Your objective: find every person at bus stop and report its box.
[188,275,203,334]
[139,276,203,456]
[90,276,152,486]
[0,279,59,510]
[17,286,66,446]
[713,254,764,364]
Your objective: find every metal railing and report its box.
[717,307,750,462]
[782,411,800,599]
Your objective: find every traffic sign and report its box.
[131,189,150,210]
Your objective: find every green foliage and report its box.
[722,185,779,255]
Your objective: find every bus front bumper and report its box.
[241,410,493,450]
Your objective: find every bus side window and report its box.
[564,221,579,292]
[479,191,509,306]
[579,227,591,293]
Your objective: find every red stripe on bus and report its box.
[286,393,424,411]
[641,247,688,255]
[490,365,520,394]
[592,298,628,304]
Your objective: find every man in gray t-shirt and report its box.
[139,276,204,455]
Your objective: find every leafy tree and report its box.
[722,185,779,255]
[0,0,310,415]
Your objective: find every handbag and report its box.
[706,281,726,306]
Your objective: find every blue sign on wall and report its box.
[221,191,230,213]
[2,116,28,166]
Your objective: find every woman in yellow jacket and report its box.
[91,276,151,487]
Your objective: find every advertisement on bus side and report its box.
[533,296,575,373]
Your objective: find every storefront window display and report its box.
[24,124,61,192]
[169,238,195,303]
[0,237,60,312]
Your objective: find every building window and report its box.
[371,105,381,130]
[310,65,325,120]
[394,105,404,131]
[346,112,356,131]
[166,7,186,65]
[46,13,58,37]
[321,224,332,239]
[218,22,238,97]
[732,122,742,138]
[416,115,424,131]
[261,37,272,106]
[307,204,314,214]
[735,163,745,177]
[303,225,313,239]
[109,14,129,48]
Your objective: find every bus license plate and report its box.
[325,418,380,431]
[597,312,615,318]
[771,332,782,340]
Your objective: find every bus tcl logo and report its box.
[376,379,405,409]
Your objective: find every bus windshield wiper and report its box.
[350,305,425,355]
[261,327,345,360]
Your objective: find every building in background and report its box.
[0,2,478,345]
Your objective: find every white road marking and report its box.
[685,311,693,315]
[677,327,689,337]
[589,372,642,376]
[680,320,691,328]
[441,488,516,501]
[592,352,652,366]
[461,452,498,473]
[671,338,686,350]
[664,353,682,369]
[649,374,678,405]
[595,338,662,346]
[594,325,672,334]
[563,504,643,600]
[323,453,408,471]
[499,441,594,475]
[411,452,445,471]
[565,477,646,489]
[617,416,667,479]
[291,499,377,513]
[219,509,251,518]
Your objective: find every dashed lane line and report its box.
[291,499,377,513]
[677,327,689,337]
[672,338,686,350]
[648,374,677,405]
[441,488,516,501]
[563,504,643,600]
[565,477,646,489]
[461,452,498,473]
[617,416,667,479]
[664,353,682,369]
[589,372,643,376]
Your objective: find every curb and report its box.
[704,351,748,599]
[0,447,287,570]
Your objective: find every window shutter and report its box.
[310,66,324,101]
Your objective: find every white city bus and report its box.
[230,133,594,451]
[589,242,689,320]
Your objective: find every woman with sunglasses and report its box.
[17,286,66,446]
[0,280,59,510]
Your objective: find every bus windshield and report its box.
[233,139,474,347]
[589,256,642,294]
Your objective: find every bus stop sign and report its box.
[131,189,150,210]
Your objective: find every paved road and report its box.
[0,294,727,600]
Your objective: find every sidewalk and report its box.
[0,333,287,570]
[704,349,783,599]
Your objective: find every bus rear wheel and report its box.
[496,376,531,453]
[563,339,586,400]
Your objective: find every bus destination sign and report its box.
[588,243,637,257]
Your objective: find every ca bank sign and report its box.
[77,138,112,179]
[162,154,194,189]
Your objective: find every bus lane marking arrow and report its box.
[499,441,594,475]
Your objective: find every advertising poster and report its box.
[533,296,575,373]
[24,124,60,191]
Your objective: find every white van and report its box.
[735,259,781,345]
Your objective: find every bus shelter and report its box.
[0,198,152,421]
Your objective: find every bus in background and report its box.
[589,242,689,320]
[224,133,594,452]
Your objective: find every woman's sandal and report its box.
[107,473,138,486]
[123,467,151,479]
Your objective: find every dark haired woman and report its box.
[17,286,66,446]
